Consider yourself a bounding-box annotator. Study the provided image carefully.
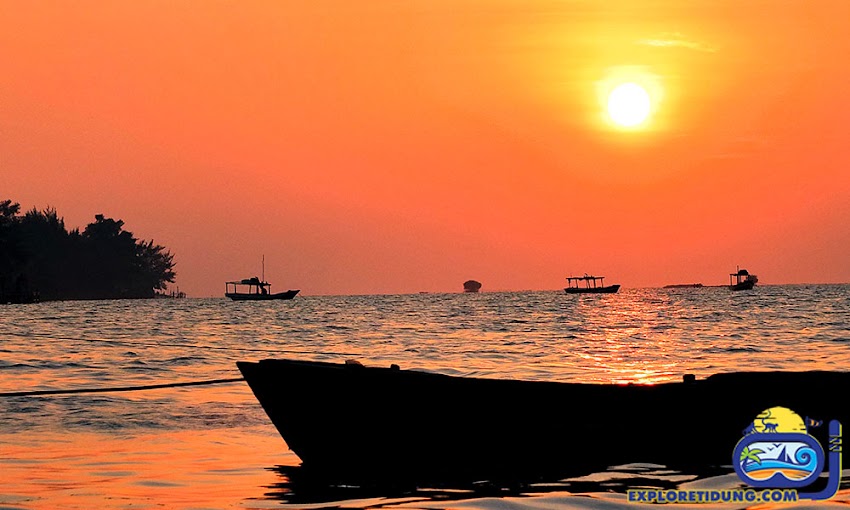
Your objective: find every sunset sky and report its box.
[3,1,849,296]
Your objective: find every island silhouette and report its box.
[1,199,176,303]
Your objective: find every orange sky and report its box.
[2,1,849,296]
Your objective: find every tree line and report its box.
[1,199,176,303]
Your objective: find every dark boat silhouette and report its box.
[564,275,620,294]
[463,280,482,293]
[237,358,848,481]
[730,268,758,291]
[225,277,299,301]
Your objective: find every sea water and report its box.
[1,286,849,508]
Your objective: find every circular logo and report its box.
[733,407,825,488]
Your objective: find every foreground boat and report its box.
[225,277,299,301]
[565,275,620,294]
[237,358,849,480]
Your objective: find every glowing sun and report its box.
[607,82,651,127]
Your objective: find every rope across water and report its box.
[0,377,245,398]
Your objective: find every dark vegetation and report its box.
[0,199,175,303]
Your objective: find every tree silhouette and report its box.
[0,200,25,302]
[0,199,176,303]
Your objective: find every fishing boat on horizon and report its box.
[225,277,299,301]
[730,267,758,291]
[226,256,299,301]
[237,358,848,481]
[564,274,620,294]
[463,280,482,293]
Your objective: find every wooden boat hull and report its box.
[564,284,620,294]
[226,289,299,301]
[730,281,756,291]
[237,359,849,480]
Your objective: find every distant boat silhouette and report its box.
[225,277,299,301]
[730,267,758,291]
[226,256,299,300]
[663,283,703,289]
[565,274,620,294]
[463,280,482,293]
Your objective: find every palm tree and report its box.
[740,446,764,467]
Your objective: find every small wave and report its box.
[0,362,36,371]
[124,364,161,373]
[162,356,207,366]
[704,346,763,353]
[14,360,96,370]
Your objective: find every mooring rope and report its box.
[0,377,245,398]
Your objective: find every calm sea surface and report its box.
[2,285,849,509]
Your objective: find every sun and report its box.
[607,82,651,128]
